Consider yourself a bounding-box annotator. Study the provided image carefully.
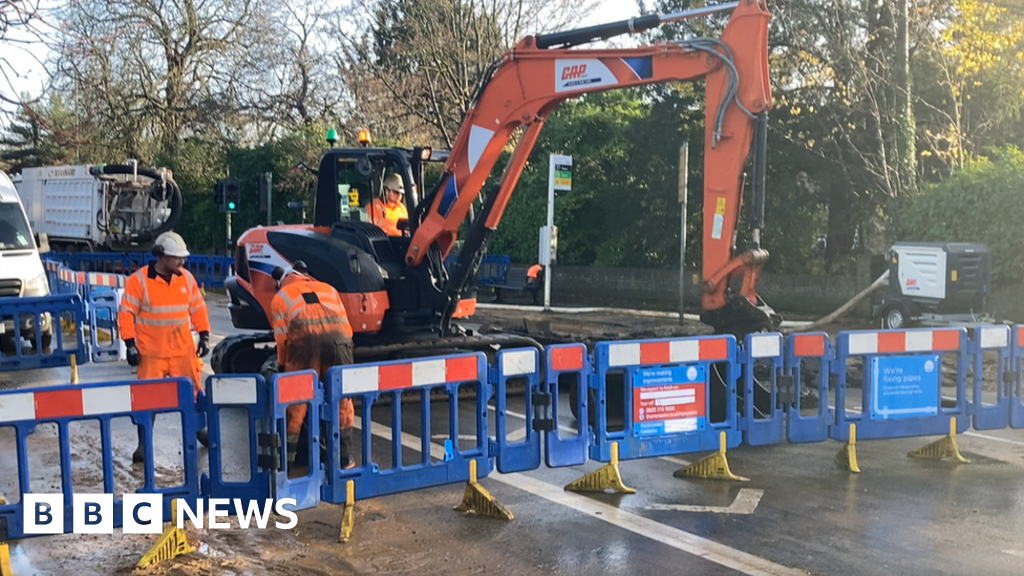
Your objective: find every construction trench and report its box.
[2,292,1024,576]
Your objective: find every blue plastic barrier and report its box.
[477,254,511,286]
[544,343,590,468]
[491,347,543,473]
[1012,326,1024,429]
[87,292,121,363]
[589,335,741,462]
[0,377,200,539]
[321,352,490,504]
[784,332,833,443]
[268,370,322,511]
[831,327,970,441]
[741,333,786,446]
[200,374,273,515]
[0,294,88,372]
[970,325,1013,430]
[49,252,234,289]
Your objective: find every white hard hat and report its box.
[154,231,190,258]
[383,174,404,193]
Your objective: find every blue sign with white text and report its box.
[870,354,940,420]
[632,365,706,437]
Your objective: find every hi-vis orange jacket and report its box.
[368,198,409,237]
[271,275,354,367]
[118,266,211,358]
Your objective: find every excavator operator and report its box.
[270,260,356,469]
[366,173,408,236]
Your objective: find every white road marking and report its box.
[491,405,692,466]
[357,417,803,576]
[430,434,477,441]
[507,477,803,576]
[963,431,1024,447]
[647,489,763,515]
[1002,549,1024,559]
[835,402,1024,448]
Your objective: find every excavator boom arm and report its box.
[407,0,774,335]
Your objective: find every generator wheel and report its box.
[882,304,909,329]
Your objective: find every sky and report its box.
[2,0,644,118]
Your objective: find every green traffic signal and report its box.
[228,201,236,210]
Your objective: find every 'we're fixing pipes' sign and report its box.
[870,354,940,420]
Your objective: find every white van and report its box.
[0,170,53,348]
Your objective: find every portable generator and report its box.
[874,242,991,329]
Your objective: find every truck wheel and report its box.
[882,305,908,329]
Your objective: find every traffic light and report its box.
[258,173,272,212]
[215,178,240,213]
[224,178,240,212]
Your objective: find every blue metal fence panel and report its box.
[321,353,490,504]
[831,327,970,441]
[491,348,542,473]
[589,335,741,462]
[544,343,590,468]
[200,374,272,514]
[784,332,833,443]
[970,325,1013,430]
[0,377,200,539]
[0,294,88,372]
[741,333,785,446]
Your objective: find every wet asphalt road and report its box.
[4,294,1024,576]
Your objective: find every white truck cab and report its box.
[0,170,53,348]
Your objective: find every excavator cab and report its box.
[312,144,448,231]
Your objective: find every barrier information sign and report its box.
[870,354,940,419]
[633,365,706,436]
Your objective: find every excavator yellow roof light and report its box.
[358,128,371,146]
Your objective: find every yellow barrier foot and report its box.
[908,417,970,463]
[340,480,356,543]
[835,423,861,473]
[674,431,749,482]
[0,541,13,576]
[137,499,196,568]
[200,283,207,297]
[565,442,637,493]
[70,354,79,385]
[454,459,514,520]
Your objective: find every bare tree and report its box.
[0,0,50,114]
[51,0,272,157]
[337,0,598,147]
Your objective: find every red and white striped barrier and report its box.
[606,336,732,366]
[0,380,180,423]
[340,354,481,392]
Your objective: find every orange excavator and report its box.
[211,0,779,375]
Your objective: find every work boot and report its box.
[339,428,356,470]
[286,434,300,466]
[133,413,157,464]
[133,425,146,464]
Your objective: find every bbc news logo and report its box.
[23,495,299,534]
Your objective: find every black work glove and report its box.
[125,339,140,367]
[197,331,211,358]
